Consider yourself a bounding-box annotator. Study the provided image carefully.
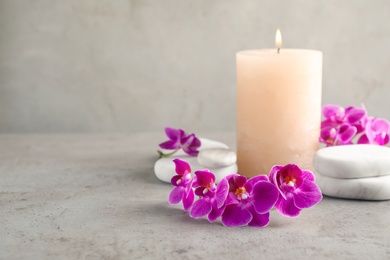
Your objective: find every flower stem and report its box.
[157,149,179,159]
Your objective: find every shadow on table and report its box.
[128,156,166,185]
[150,202,292,229]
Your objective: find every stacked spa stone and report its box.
[313,145,390,200]
[154,138,237,183]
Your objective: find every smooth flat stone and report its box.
[313,145,390,179]
[197,148,237,168]
[155,138,235,183]
[154,156,237,183]
[316,172,390,200]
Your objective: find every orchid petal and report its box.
[168,186,184,205]
[159,127,184,149]
[246,175,269,192]
[222,204,252,227]
[357,134,370,144]
[195,170,215,187]
[165,127,184,141]
[171,175,182,186]
[173,158,191,176]
[182,147,199,156]
[269,165,283,184]
[181,134,194,146]
[226,192,239,205]
[321,119,339,129]
[223,174,236,182]
[345,107,366,124]
[372,118,390,133]
[159,140,180,150]
[323,104,344,122]
[191,178,198,188]
[208,201,226,222]
[194,187,206,197]
[364,120,376,143]
[339,125,357,143]
[190,136,201,149]
[215,178,229,208]
[244,182,253,194]
[269,165,284,196]
[251,181,279,214]
[353,124,365,134]
[301,170,315,182]
[182,188,194,211]
[293,180,323,209]
[377,134,389,146]
[247,204,270,228]
[181,134,200,156]
[189,199,212,218]
[275,194,301,218]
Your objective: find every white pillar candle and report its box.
[236,30,322,178]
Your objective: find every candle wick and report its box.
[277,48,280,54]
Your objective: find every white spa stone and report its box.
[155,138,236,183]
[313,145,390,179]
[316,172,390,200]
[197,148,237,168]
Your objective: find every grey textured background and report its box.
[0,0,389,133]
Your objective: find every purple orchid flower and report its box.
[189,170,229,222]
[159,127,201,157]
[321,104,367,128]
[221,174,279,228]
[319,124,357,146]
[320,105,367,146]
[168,159,195,211]
[358,118,390,146]
[269,164,322,218]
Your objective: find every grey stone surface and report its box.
[1,133,389,259]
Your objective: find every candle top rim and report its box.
[237,49,322,57]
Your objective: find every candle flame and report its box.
[275,29,282,48]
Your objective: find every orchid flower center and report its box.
[381,131,386,139]
[283,175,296,187]
[326,128,337,143]
[325,137,333,144]
[202,183,215,194]
[177,173,191,185]
[235,187,248,200]
[330,128,337,137]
